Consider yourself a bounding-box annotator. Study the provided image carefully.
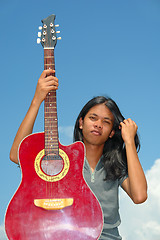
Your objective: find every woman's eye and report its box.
[89,116,96,121]
[103,120,111,125]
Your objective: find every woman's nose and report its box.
[94,120,103,128]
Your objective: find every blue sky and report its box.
[1,0,160,239]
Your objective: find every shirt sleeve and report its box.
[118,174,128,187]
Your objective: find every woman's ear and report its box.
[79,117,83,129]
[109,130,115,138]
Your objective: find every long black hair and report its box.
[73,96,140,181]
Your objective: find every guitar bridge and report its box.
[34,198,74,210]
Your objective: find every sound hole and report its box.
[41,154,64,176]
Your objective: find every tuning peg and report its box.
[38,32,41,37]
[56,31,60,34]
[51,29,55,34]
[37,38,41,44]
[55,24,59,27]
[39,26,42,30]
[57,37,61,40]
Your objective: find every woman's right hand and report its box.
[33,69,59,105]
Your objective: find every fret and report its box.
[45,98,57,101]
[45,139,59,143]
[45,138,58,141]
[44,56,55,58]
[45,129,58,133]
[45,144,59,147]
[45,139,58,142]
[45,128,58,130]
[45,94,56,98]
[45,147,59,150]
[45,132,58,135]
[45,118,57,120]
[44,64,55,66]
[45,109,57,111]
[45,142,58,145]
[45,104,56,107]
[45,105,56,108]
[45,146,59,151]
[45,107,57,110]
[45,148,59,151]
[45,101,56,104]
[45,113,57,116]
[45,130,58,132]
[45,125,58,129]
[45,99,56,102]
[45,117,57,120]
[45,134,58,137]
[45,131,58,136]
[44,114,57,117]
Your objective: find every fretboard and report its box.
[44,49,59,157]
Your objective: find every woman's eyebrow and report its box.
[89,113,97,116]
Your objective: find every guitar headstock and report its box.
[37,14,61,49]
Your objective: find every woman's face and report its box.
[79,104,115,148]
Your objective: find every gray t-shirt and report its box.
[83,157,128,240]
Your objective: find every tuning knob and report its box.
[39,26,42,30]
[51,29,55,34]
[57,37,62,40]
[37,38,41,44]
[55,24,59,27]
[56,31,60,34]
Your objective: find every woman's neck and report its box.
[84,143,104,172]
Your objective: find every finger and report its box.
[119,120,127,127]
[119,121,125,127]
[127,118,134,124]
[45,75,58,82]
[40,69,55,78]
[134,122,138,130]
[127,118,137,127]
[46,79,59,87]
[123,119,130,124]
[46,85,58,91]
[43,76,59,87]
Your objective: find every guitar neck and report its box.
[44,49,59,157]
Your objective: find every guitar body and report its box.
[5,132,103,240]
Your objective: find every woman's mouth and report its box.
[91,130,102,136]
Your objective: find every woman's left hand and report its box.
[119,118,138,145]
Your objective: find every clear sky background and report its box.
[1,0,160,239]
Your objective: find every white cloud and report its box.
[0,223,7,240]
[119,159,160,240]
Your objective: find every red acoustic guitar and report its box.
[5,14,103,239]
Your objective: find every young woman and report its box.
[73,96,147,239]
[10,69,147,240]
